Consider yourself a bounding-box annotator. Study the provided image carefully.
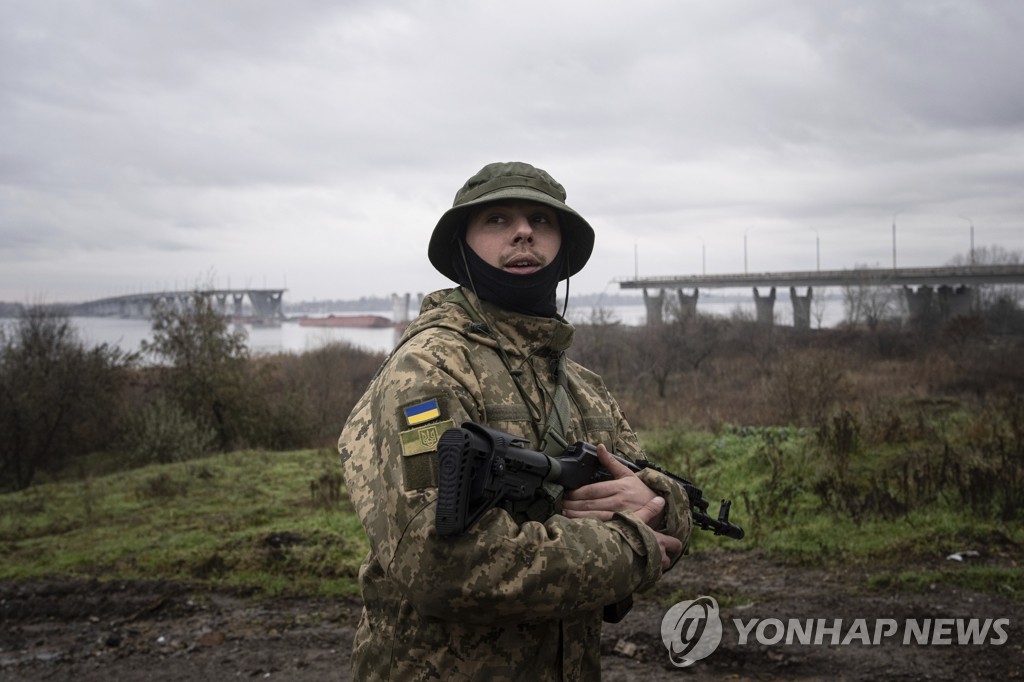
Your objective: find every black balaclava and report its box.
[453,237,566,318]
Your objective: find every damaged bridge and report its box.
[68,289,286,323]
[618,264,1024,329]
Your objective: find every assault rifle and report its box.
[435,421,744,540]
[433,422,743,623]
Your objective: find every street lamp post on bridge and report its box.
[891,209,903,271]
[744,226,755,275]
[808,227,820,272]
[959,215,975,267]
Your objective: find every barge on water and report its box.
[297,314,394,328]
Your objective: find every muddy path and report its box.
[2,550,1021,681]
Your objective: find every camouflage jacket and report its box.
[339,288,692,681]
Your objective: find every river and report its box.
[55,294,846,357]
[66,307,647,356]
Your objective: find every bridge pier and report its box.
[938,285,972,319]
[753,287,776,325]
[676,288,699,321]
[70,288,289,321]
[643,288,665,325]
[130,299,150,317]
[904,284,974,326]
[248,290,284,321]
[903,285,935,326]
[790,287,813,331]
[392,293,410,325]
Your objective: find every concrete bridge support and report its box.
[130,299,149,317]
[676,288,699,321]
[790,287,813,331]
[71,288,288,320]
[643,288,665,325]
[938,285,972,319]
[248,290,284,321]
[905,284,974,327]
[903,286,935,325]
[392,293,410,324]
[753,287,776,326]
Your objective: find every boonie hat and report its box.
[428,162,596,283]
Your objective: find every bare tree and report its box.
[842,265,899,330]
[142,291,259,450]
[947,244,1023,310]
[0,306,134,491]
[811,287,829,329]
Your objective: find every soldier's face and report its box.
[465,200,562,275]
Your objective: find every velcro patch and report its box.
[400,419,456,456]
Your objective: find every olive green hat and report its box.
[428,161,596,283]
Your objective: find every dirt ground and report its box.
[2,549,1021,681]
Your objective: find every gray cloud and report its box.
[1,0,1022,302]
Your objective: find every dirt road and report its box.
[2,550,1021,681]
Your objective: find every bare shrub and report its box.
[263,342,385,447]
[0,306,135,491]
[120,396,217,465]
[939,315,1024,395]
[570,310,633,394]
[767,349,850,425]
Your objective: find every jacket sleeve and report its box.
[610,388,693,571]
[341,333,666,624]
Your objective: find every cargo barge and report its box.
[297,314,394,328]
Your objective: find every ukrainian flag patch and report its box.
[403,398,441,426]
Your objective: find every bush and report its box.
[0,306,135,491]
[120,396,217,465]
[142,292,263,451]
[261,342,384,447]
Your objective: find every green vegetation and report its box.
[1,295,383,493]
[3,398,1019,600]
[639,396,1024,600]
[2,286,1023,601]
[0,447,367,598]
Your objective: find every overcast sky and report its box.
[2,1,1023,304]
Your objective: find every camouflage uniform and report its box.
[340,288,692,681]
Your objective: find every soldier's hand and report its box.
[563,444,663,527]
[634,497,684,570]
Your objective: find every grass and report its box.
[2,406,1021,602]
[639,418,1024,600]
[867,566,1024,599]
[0,448,367,598]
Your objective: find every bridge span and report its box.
[617,264,1024,329]
[69,289,286,322]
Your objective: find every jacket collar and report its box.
[408,288,575,356]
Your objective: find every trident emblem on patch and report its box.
[419,427,440,449]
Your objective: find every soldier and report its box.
[339,161,692,680]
